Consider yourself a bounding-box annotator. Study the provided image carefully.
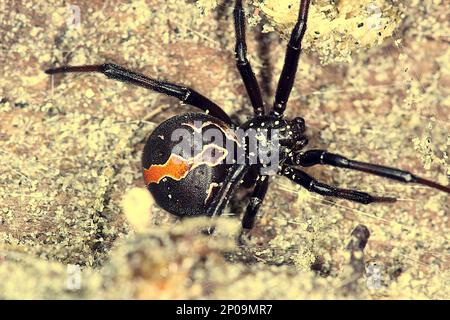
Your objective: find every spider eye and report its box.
[291,117,306,132]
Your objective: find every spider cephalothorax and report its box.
[45,0,449,230]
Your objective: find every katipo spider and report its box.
[45,0,449,230]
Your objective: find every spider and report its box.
[46,0,449,230]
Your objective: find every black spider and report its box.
[45,0,449,230]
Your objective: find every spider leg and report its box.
[281,166,396,204]
[288,149,450,194]
[45,63,233,125]
[234,0,265,116]
[241,166,260,188]
[206,164,249,217]
[242,175,269,229]
[272,0,311,118]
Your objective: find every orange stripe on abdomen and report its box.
[143,144,228,185]
[143,154,191,185]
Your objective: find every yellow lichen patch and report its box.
[84,88,95,99]
[196,0,219,13]
[259,0,403,64]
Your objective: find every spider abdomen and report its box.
[142,113,237,217]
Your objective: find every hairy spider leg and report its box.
[241,175,270,229]
[288,149,450,194]
[234,0,265,116]
[281,167,397,204]
[234,0,270,230]
[206,164,250,218]
[272,0,310,117]
[45,63,234,125]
